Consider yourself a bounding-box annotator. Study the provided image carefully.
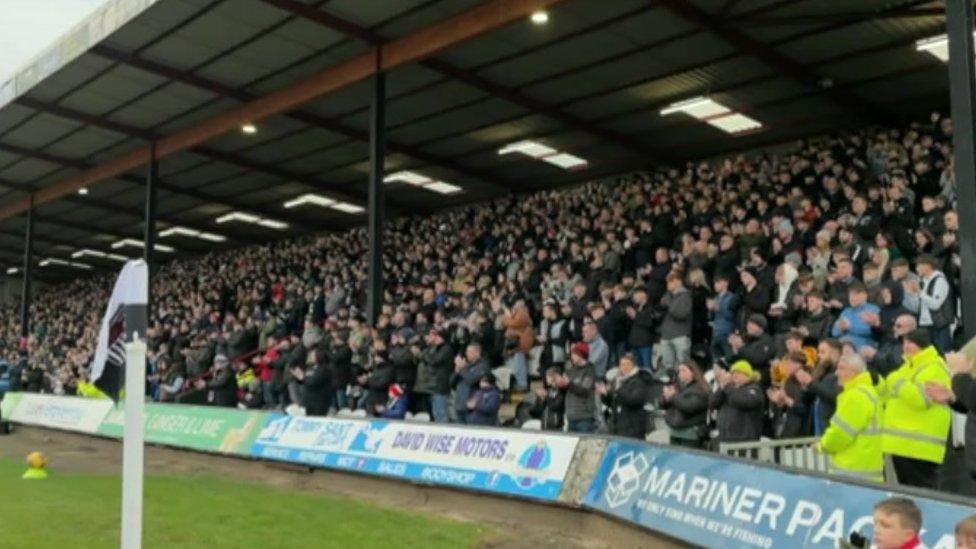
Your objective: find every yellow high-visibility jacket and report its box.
[881,345,951,464]
[820,371,883,482]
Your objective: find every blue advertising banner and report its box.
[250,414,580,501]
[584,441,973,549]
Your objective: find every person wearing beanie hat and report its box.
[881,328,951,489]
[570,341,590,360]
[711,360,765,443]
[560,340,597,433]
[466,372,500,426]
[728,315,775,385]
[380,383,409,419]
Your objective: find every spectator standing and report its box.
[582,320,609,380]
[452,343,489,424]
[538,302,569,373]
[926,353,976,481]
[467,373,501,426]
[882,330,951,489]
[796,339,843,436]
[660,361,709,448]
[709,275,739,361]
[903,254,954,353]
[815,353,883,482]
[830,282,880,352]
[728,315,775,385]
[291,349,332,416]
[501,300,533,395]
[599,355,651,439]
[626,289,656,369]
[711,360,765,444]
[768,352,813,439]
[656,272,693,372]
[561,342,597,433]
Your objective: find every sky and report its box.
[0,0,112,84]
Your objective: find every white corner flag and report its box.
[90,259,148,549]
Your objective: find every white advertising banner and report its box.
[7,393,112,434]
[251,414,580,501]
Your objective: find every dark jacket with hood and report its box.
[606,369,653,439]
[711,380,765,442]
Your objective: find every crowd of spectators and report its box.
[0,113,972,487]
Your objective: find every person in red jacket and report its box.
[251,335,280,407]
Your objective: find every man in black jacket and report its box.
[711,360,765,443]
[599,355,652,439]
[415,329,454,423]
[627,288,656,369]
[728,315,775,386]
[794,338,842,435]
[200,354,237,407]
[323,330,352,410]
[927,353,976,480]
[291,349,332,416]
[767,352,813,438]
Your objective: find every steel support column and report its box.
[19,195,33,343]
[947,0,976,339]
[144,142,158,318]
[366,64,386,327]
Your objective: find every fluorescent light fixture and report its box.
[530,10,549,24]
[424,181,462,194]
[71,249,128,261]
[660,96,763,135]
[498,140,588,171]
[543,153,588,170]
[385,171,432,185]
[915,32,976,62]
[284,194,336,209]
[331,202,365,214]
[706,113,762,134]
[499,140,557,158]
[216,211,288,230]
[385,171,463,195]
[78,187,88,195]
[39,257,92,270]
[660,96,730,118]
[6,267,17,275]
[111,238,175,253]
[241,123,257,134]
[158,226,226,242]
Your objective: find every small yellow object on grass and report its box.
[23,451,48,480]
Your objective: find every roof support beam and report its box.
[0,141,333,233]
[736,7,946,27]
[88,49,512,195]
[262,0,671,164]
[12,97,369,218]
[653,0,895,125]
[15,96,381,214]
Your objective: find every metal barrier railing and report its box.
[718,436,830,474]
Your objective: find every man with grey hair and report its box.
[814,351,884,482]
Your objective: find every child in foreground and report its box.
[873,497,922,549]
[957,514,976,549]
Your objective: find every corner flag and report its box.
[91,260,148,400]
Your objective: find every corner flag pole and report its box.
[91,260,149,549]
[121,330,146,549]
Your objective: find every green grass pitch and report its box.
[0,457,486,548]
